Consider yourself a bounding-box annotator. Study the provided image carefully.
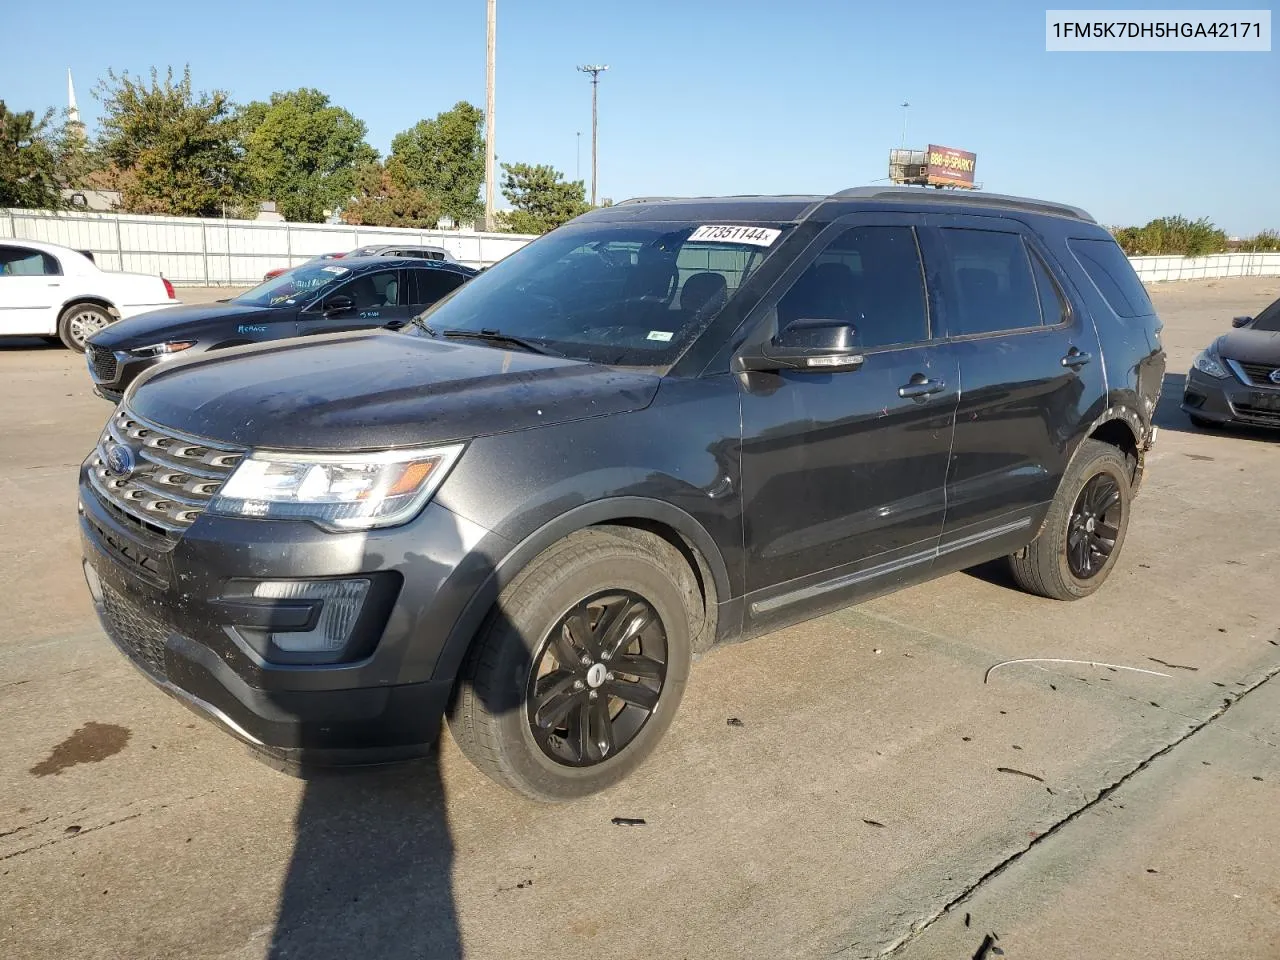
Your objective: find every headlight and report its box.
[131,340,196,357]
[209,444,464,530]
[1192,348,1228,379]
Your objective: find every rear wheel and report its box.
[1008,439,1132,600]
[57,303,112,352]
[448,527,699,801]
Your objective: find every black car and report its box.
[1181,294,1280,429]
[84,257,477,402]
[78,188,1165,801]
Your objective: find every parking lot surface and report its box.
[2,278,1278,960]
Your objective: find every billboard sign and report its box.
[925,145,977,188]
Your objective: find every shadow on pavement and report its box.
[267,756,463,960]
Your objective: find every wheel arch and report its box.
[434,497,731,685]
[59,295,120,319]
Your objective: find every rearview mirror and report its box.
[737,319,864,373]
[1232,315,1253,328]
[324,295,355,317]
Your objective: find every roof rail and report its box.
[831,186,1096,223]
[613,196,685,206]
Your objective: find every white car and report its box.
[0,239,180,352]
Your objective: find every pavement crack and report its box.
[0,816,50,839]
[842,659,1280,959]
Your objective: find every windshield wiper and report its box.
[438,328,563,357]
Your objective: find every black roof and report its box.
[582,186,1096,226]
[328,256,476,274]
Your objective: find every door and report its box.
[924,215,1105,554]
[0,245,63,336]
[295,268,410,335]
[408,267,469,313]
[738,215,958,623]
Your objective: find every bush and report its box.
[1241,230,1280,252]
[1110,216,1228,256]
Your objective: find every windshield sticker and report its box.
[687,225,780,247]
[321,265,350,274]
[646,330,673,342]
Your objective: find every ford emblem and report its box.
[104,442,136,479]
[1270,368,1280,386]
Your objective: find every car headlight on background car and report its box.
[131,340,196,358]
[208,444,464,530]
[1192,348,1229,379]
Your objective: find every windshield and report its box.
[1251,296,1280,332]
[234,263,353,307]
[410,221,789,366]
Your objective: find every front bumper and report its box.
[85,346,157,403]
[1181,364,1280,429]
[78,466,503,771]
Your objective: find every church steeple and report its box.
[67,68,84,131]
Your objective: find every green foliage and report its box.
[94,66,244,217]
[342,160,442,229]
[1111,216,1229,256]
[1241,230,1280,252]
[239,88,377,223]
[388,102,485,225]
[498,162,590,234]
[0,102,65,209]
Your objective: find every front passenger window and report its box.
[329,270,400,311]
[776,225,929,350]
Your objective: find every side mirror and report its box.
[1232,315,1252,328]
[323,295,355,317]
[737,319,864,373]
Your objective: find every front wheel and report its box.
[447,527,700,801]
[57,303,112,352]
[1008,439,1133,600]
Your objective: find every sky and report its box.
[3,0,1277,233]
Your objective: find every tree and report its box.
[0,102,66,209]
[388,102,485,226]
[239,88,377,223]
[498,162,590,234]
[342,160,442,229]
[95,66,244,217]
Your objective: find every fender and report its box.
[432,496,733,684]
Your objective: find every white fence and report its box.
[4,209,1280,287]
[1,209,537,286]
[1129,252,1280,283]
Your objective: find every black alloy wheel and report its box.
[1066,473,1122,579]
[527,590,668,767]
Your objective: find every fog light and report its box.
[251,579,370,653]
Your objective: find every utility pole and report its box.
[576,131,582,181]
[484,0,497,231]
[900,101,910,148]
[577,65,608,206]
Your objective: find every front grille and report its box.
[1233,401,1280,425]
[1236,361,1280,387]
[88,408,244,538]
[101,581,170,678]
[87,345,119,384]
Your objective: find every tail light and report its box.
[162,277,176,300]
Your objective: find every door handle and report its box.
[1061,349,1092,369]
[898,378,946,399]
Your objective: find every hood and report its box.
[91,301,274,348]
[127,330,660,450]
[1216,328,1280,365]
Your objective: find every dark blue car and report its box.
[85,257,478,402]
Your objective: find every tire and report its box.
[57,303,112,352]
[1008,439,1132,601]
[448,527,699,801]
[1188,414,1221,429]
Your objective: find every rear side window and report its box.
[1068,237,1153,318]
[940,229,1042,335]
[412,269,467,305]
[0,246,60,276]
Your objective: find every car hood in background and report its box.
[127,331,661,449]
[90,301,275,349]
[1216,329,1280,365]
